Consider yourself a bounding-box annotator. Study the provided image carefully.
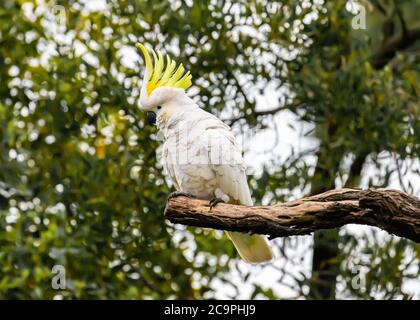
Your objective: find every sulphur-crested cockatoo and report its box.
[136,43,273,263]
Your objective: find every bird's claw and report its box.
[209,197,225,211]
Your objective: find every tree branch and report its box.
[371,26,420,69]
[164,188,420,243]
[225,102,302,126]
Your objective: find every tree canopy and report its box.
[0,0,419,299]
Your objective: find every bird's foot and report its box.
[168,191,196,200]
[209,197,226,211]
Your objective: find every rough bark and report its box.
[164,188,420,243]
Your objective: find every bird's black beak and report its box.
[146,111,156,125]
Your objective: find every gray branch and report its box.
[164,188,420,243]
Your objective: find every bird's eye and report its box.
[157,106,162,110]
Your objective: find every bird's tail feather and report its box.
[226,231,273,264]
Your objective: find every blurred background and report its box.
[0,0,419,299]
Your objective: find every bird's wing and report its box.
[204,120,273,263]
[204,122,253,206]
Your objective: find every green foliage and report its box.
[0,0,419,299]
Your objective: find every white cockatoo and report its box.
[136,43,273,263]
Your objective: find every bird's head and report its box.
[136,43,192,121]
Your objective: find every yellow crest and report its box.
[136,43,192,95]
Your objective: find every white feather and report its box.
[160,101,273,263]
